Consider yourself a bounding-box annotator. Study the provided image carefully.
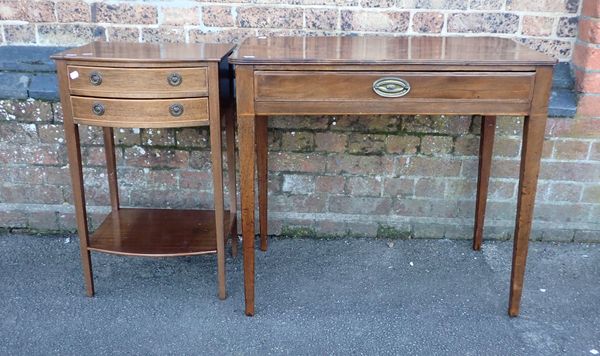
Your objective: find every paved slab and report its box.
[1,234,598,355]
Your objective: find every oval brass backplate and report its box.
[373,77,411,98]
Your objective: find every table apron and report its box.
[254,100,531,116]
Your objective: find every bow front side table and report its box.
[230,36,555,316]
[52,42,237,299]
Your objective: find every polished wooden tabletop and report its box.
[51,41,235,62]
[229,36,555,66]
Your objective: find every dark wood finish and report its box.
[67,65,208,98]
[256,115,269,251]
[473,115,496,251]
[54,41,236,300]
[236,65,256,316]
[509,66,553,317]
[90,208,231,256]
[208,61,227,300]
[102,127,120,212]
[70,97,209,128]
[52,41,234,63]
[230,36,555,66]
[254,100,531,116]
[233,36,555,317]
[254,71,534,101]
[225,102,238,257]
[56,61,94,297]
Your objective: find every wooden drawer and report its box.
[255,71,535,102]
[67,66,208,98]
[70,97,209,128]
[253,70,536,115]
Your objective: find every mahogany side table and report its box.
[230,36,556,316]
[52,42,237,299]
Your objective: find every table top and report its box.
[229,36,556,66]
[51,41,235,62]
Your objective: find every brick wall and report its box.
[0,0,579,59]
[1,0,599,242]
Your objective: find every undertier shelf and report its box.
[89,208,232,257]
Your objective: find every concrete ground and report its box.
[1,233,598,355]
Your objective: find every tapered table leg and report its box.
[103,127,119,212]
[239,114,256,316]
[508,66,552,317]
[473,115,496,250]
[208,62,226,300]
[256,116,268,251]
[225,107,238,257]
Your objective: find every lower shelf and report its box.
[89,208,231,257]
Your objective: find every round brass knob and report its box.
[92,103,105,116]
[169,103,184,117]
[168,72,182,86]
[89,72,102,86]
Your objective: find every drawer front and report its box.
[67,66,208,98]
[255,71,535,102]
[70,97,209,128]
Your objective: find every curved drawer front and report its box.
[70,97,209,128]
[67,66,208,98]
[255,71,535,101]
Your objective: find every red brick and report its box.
[305,8,338,30]
[421,135,453,155]
[327,154,394,175]
[382,177,414,197]
[271,194,327,213]
[522,16,554,36]
[56,0,90,22]
[270,152,327,173]
[575,69,600,93]
[282,174,316,194]
[582,0,600,17]
[329,196,392,215]
[494,137,521,157]
[0,184,63,204]
[281,131,315,152]
[573,44,600,70]
[315,175,345,194]
[341,10,409,32]
[454,135,479,156]
[162,7,200,26]
[179,170,213,191]
[540,161,600,182]
[315,132,347,153]
[591,142,600,160]
[546,117,600,137]
[396,156,461,177]
[346,176,382,196]
[28,211,59,231]
[347,133,386,155]
[94,3,158,25]
[237,7,303,29]
[124,147,189,169]
[546,182,583,202]
[582,184,600,202]
[576,94,600,117]
[412,12,444,33]
[385,135,419,154]
[553,140,590,160]
[415,178,444,197]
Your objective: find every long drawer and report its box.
[67,66,208,98]
[255,71,535,101]
[70,97,209,128]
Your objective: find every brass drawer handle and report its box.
[169,103,184,117]
[92,103,105,116]
[168,72,182,86]
[89,71,102,86]
[373,77,410,98]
